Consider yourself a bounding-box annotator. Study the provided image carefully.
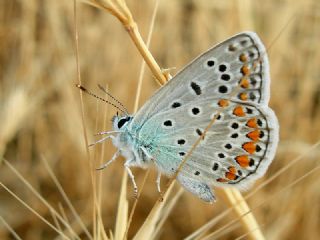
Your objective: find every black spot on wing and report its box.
[190,82,202,95]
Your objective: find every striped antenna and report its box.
[76,84,128,115]
[97,84,129,115]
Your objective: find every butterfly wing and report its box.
[132,32,271,125]
[131,32,278,197]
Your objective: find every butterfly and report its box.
[86,32,279,203]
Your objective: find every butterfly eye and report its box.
[117,117,131,129]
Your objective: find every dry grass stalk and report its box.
[0,181,69,239]
[220,188,264,239]
[133,183,175,240]
[84,0,167,85]
[0,216,22,240]
[114,171,128,240]
[42,156,92,239]
[2,159,79,239]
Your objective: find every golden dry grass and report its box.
[0,0,320,239]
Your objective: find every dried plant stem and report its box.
[97,84,111,239]
[74,1,98,238]
[42,157,92,239]
[125,169,150,239]
[0,216,22,240]
[133,183,175,240]
[86,0,167,85]
[151,188,184,239]
[114,171,128,240]
[2,160,79,239]
[220,188,264,240]
[125,23,167,85]
[0,181,70,239]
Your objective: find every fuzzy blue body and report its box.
[112,115,179,175]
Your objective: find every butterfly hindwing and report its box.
[138,95,278,189]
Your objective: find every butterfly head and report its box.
[112,114,133,130]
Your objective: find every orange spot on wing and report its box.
[235,155,250,167]
[218,99,229,107]
[246,118,257,128]
[239,54,247,62]
[226,172,237,180]
[228,166,237,174]
[241,65,250,76]
[217,178,228,183]
[240,78,249,88]
[242,142,256,154]
[247,130,260,141]
[239,93,248,100]
[233,106,245,117]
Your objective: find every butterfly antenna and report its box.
[76,84,127,114]
[97,84,129,115]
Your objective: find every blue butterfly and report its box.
[82,32,279,203]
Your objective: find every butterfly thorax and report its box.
[112,115,153,168]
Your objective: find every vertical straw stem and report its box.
[73,0,97,237]
[220,188,265,240]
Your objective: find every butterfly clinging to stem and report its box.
[78,32,279,203]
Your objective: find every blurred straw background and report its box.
[0,0,320,239]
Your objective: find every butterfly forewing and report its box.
[132,32,270,126]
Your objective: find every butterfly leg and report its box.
[124,162,138,197]
[140,146,154,160]
[177,175,216,203]
[96,150,120,170]
[89,135,115,147]
[94,130,121,136]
